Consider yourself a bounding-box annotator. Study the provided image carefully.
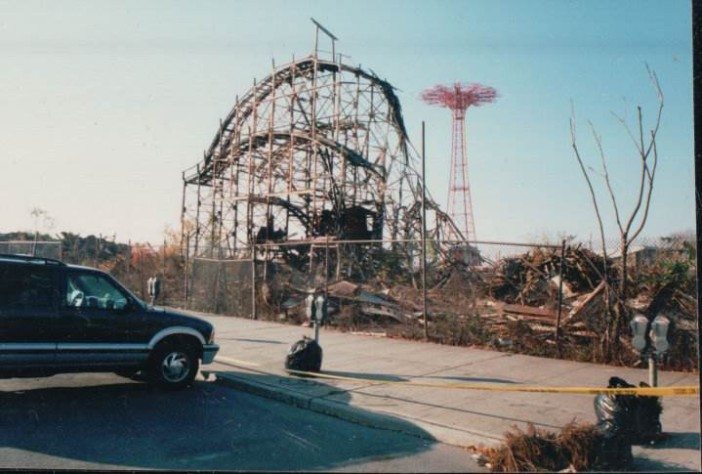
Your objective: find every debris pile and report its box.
[476,422,607,472]
[258,240,698,370]
[488,246,609,306]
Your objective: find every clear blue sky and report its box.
[0,0,694,245]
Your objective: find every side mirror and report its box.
[630,314,649,353]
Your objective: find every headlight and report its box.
[207,329,215,344]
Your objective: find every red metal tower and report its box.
[421,82,497,241]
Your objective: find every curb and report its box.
[207,368,504,449]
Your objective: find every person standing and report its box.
[148,275,161,306]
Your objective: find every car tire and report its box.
[147,341,199,389]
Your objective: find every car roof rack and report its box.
[0,253,66,266]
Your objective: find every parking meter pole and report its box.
[649,354,658,387]
[314,319,320,343]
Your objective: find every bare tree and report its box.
[29,207,55,256]
[570,66,663,360]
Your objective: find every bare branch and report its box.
[641,67,665,166]
[588,121,623,232]
[622,106,649,237]
[570,114,609,267]
[624,67,664,238]
[611,111,644,154]
[647,63,664,103]
[587,165,606,178]
[630,128,660,243]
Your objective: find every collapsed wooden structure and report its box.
[181,26,462,268]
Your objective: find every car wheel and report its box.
[148,341,199,389]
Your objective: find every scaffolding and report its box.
[181,22,462,273]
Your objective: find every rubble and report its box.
[567,282,607,332]
[488,246,610,306]
[255,239,697,371]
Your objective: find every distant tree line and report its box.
[0,231,130,265]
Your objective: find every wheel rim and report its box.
[161,351,190,383]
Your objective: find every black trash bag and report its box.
[285,336,322,373]
[595,376,664,444]
[594,377,636,470]
[632,382,663,444]
[593,376,665,469]
[595,377,637,435]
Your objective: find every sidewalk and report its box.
[199,313,701,471]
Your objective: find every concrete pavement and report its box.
[1,373,482,471]
[200,313,701,471]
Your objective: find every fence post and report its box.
[555,239,566,356]
[184,233,190,309]
[213,260,220,314]
[335,243,341,281]
[251,242,257,320]
[325,235,330,296]
[421,121,428,341]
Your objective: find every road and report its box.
[0,373,483,471]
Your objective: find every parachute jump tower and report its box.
[421,82,497,241]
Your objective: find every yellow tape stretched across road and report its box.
[284,369,699,397]
[214,356,698,397]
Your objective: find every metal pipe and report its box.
[251,242,257,320]
[421,121,428,341]
[325,235,330,296]
[649,354,658,387]
[254,238,563,248]
[555,239,566,355]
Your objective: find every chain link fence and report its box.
[187,257,253,316]
[0,240,62,259]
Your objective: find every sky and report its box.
[0,0,694,245]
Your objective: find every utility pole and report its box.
[422,121,428,341]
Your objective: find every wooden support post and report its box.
[555,239,566,356]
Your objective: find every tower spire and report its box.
[421,82,497,241]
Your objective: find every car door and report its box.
[55,269,149,367]
[0,261,60,369]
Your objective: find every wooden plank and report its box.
[568,281,605,321]
[498,302,558,319]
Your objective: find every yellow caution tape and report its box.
[213,357,698,397]
[284,369,699,397]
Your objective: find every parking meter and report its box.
[314,294,328,326]
[305,293,315,323]
[649,315,671,355]
[630,314,649,353]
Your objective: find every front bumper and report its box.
[202,344,220,364]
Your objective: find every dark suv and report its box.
[0,254,218,389]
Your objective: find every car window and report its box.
[0,263,56,309]
[66,272,128,310]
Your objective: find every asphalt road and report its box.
[0,373,483,471]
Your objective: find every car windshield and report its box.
[66,272,129,310]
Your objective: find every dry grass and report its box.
[479,421,614,472]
